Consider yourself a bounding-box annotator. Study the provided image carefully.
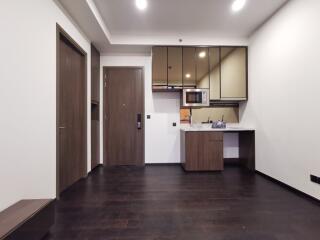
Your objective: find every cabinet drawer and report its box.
[202,132,223,141]
[186,131,223,141]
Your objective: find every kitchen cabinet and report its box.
[182,47,210,89]
[195,47,210,89]
[181,131,223,171]
[181,129,255,172]
[152,46,248,100]
[183,47,196,87]
[168,47,183,88]
[152,47,168,88]
[220,47,247,100]
[209,47,221,100]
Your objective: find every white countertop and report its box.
[180,124,255,132]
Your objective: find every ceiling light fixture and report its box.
[198,51,206,58]
[135,0,148,10]
[185,73,191,79]
[232,0,246,12]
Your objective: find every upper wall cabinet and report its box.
[152,46,248,102]
[182,47,210,89]
[209,47,221,100]
[195,47,210,89]
[152,47,168,88]
[168,47,183,88]
[220,47,247,100]
[183,47,196,88]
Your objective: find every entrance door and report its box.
[57,26,87,194]
[103,67,144,166]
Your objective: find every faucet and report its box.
[202,116,211,124]
[189,114,193,125]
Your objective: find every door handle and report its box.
[59,126,66,129]
[137,113,142,130]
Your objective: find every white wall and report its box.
[0,0,92,211]
[100,56,181,164]
[241,0,320,200]
[224,133,239,159]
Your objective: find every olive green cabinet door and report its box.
[168,47,183,88]
[152,47,167,87]
[220,47,247,100]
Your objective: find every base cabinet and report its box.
[181,131,223,171]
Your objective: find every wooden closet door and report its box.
[58,35,87,194]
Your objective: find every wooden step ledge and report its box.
[0,199,54,240]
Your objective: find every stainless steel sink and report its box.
[212,121,226,129]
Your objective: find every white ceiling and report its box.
[94,0,288,39]
[57,0,288,55]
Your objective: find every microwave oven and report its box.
[182,89,210,107]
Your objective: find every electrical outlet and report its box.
[310,175,320,184]
[147,115,151,119]
[172,122,177,127]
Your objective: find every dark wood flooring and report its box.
[44,165,320,240]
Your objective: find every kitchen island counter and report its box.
[181,125,255,171]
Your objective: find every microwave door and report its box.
[186,92,202,104]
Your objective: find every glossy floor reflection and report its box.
[44,165,320,240]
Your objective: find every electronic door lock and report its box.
[137,113,142,130]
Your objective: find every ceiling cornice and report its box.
[86,0,112,44]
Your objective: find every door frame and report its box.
[103,66,145,166]
[56,24,88,198]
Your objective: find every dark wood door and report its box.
[58,33,87,194]
[103,67,144,166]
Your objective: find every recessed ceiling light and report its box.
[135,0,147,10]
[185,73,191,78]
[198,51,206,58]
[232,0,246,12]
